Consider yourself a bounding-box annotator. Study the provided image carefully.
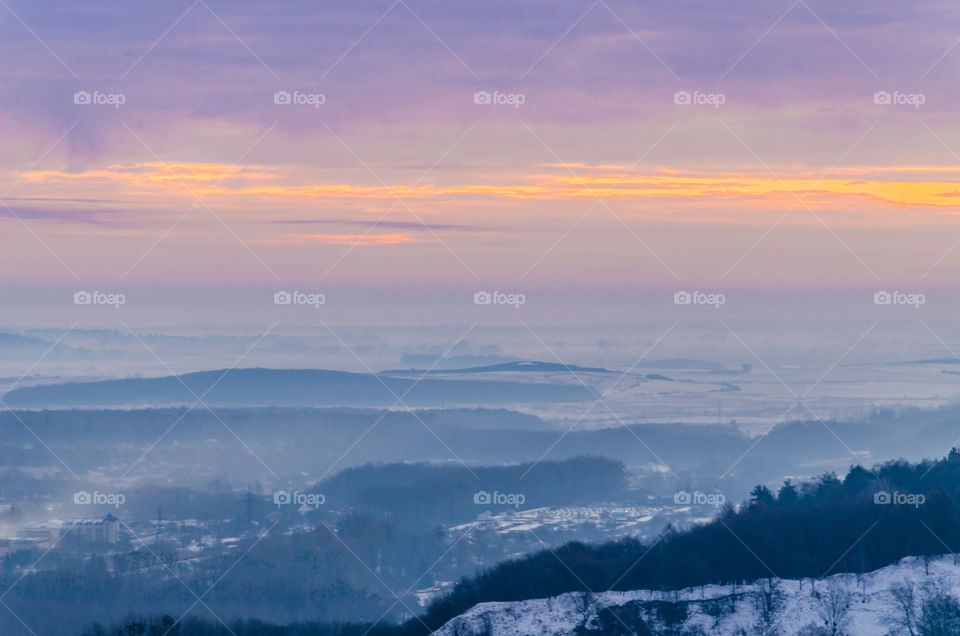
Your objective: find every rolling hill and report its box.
[1,367,598,409]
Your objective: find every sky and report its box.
[2,0,960,327]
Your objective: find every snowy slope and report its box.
[432,555,960,635]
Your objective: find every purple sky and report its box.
[2,0,960,326]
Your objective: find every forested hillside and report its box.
[85,450,960,635]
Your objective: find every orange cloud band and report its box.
[11,163,960,211]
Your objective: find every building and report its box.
[62,514,120,544]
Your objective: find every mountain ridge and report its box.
[2,367,598,409]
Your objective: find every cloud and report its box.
[17,161,960,213]
[267,218,498,232]
[257,233,418,245]
[3,0,960,291]
[0,205,121,226]
[4,0,959,165]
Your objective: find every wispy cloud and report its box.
[0,205,121,225]
[255,233,418,245]
[267,219,499,232]
[11,162,960,215]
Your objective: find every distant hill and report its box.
[0,331,73,358]
[1,367,598,409]
[0,332,51,348]
[384,360,613,375]
[317,456,627,530]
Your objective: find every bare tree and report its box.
[884,579,919,636]
[813,580,852,636]
[917,580,960,636]
[753,578,784,635]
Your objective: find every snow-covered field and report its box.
[451,505,661,536]
[433,554,960,635]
